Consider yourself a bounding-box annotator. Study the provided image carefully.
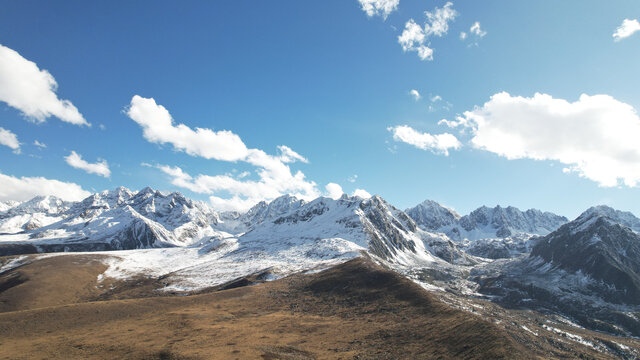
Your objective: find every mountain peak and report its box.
[575,205,640,232]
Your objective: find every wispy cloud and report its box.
[388,125,461,156]
[357,0,399,19]
[65,151,111,178]
[409,89,421,100]
[398,2,457,61]
[0,127,20,153]
[0,43,88,126]
[33,140,47,149]
[469,22,487,37]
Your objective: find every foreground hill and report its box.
[2,255,633,359]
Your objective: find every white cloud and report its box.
[352,189,372,198]
[423,2,457,37]
[459,32,467,40]
[469,22,487,37]
[0,127,20,152]
[33,140,46,149]
[278,145,309,163]
[398,19,433,61]
[409,89,421,101]
[0,43,88,126]
[388,125,461,156]
[156,164,319,212]
[325,183,344,200]
[0,170,90,202]
[455,92,640,187]
[348,174,358,183]
[127,95,320,211]
[430,95,442,102]
[127,95,248,162]
[357,0,399,19]
[613,19,640,42]
[398,2,457,61]
[65,151,111,178]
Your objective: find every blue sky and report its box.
[0,0,639,218]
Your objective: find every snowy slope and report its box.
[0,200,19,213]
[0,196,70,234]
[406,200,567,260]
[0,187,222,253]
[474,208,640,336]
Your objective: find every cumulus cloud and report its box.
[613,19,640,42]
[388,125,461,156]
[352,189,372,199]
[325,183,344,200]
[348,174,358,183]
[0,43,88,126]
[127,95,248,162]
[469,22,487,37]
[409,89,421,101]
[127,95,319,211]
[156,164,319,212]
[357,0,399,19]
[65,151,111,178]
[430,95,442,102]
[0,127,20,152]
[459,32,467,40]
[398,2,457,61]
[455,92,640,187]
[0,170,90,202]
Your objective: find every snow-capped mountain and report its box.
[0,196,71,234]
[531,209,640,305]
[575,205,640,233]
[407,201,567,243]
[0,187,220,254]
[0,200,19,213]
[0,189,473,269]
[2,187,640,340]
[215,194,306,234]
[405,200,460,232]
[475,208,640,336]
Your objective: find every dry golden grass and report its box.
[0,255,628,359]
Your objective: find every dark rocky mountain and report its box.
[474,208,640,336]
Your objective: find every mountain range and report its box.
[1,187,639,346]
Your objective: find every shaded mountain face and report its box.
[531,211,640,305]
[475,208,640,336]
[406,201,567,243]
[405,200,460,231]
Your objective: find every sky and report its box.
[0,0,639,218]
